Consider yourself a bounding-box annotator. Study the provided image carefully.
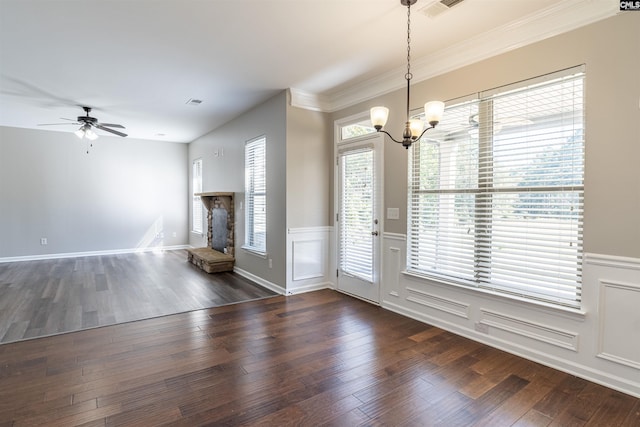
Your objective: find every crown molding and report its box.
[289,89,331,112]
[290,0,617,113]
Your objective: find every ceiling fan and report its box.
[38,106,127,139]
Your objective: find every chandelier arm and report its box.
[376,129,405,145]
[415,125,437,142]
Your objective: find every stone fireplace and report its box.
[187,192,235,273]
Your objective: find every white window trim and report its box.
[243,136,267,255]
[191,158,203,234]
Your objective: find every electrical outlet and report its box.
[172,232,177,238]
[474,322,489,334]
[268,258,273,269]
[40,237,48,245]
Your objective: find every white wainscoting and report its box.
[380,233,640,398]
[286,227,333,294]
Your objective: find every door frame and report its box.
[333,113,384,304]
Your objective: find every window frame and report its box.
[407,66,585,310]
[242,136,267,256]
[191,158,203,234]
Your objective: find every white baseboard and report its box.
[0,245,191,263]
[286,282,332,295]
[234,267,286,295]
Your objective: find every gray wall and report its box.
[0,126,188,257]
[188,91,288,288]
[331,12,640,259]
[286,93,332,228]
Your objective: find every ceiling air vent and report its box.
[186,98,203,106]
[420,0,466,18]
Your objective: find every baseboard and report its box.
[233,267,286,295]
[382,299,640,399]
[286,282,332,295]
[0,245,192,263]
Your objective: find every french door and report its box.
[336,134,383,303]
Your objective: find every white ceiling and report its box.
[0,0,616,143]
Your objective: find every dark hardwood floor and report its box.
[0,250,276,343]
[0,289,637,426]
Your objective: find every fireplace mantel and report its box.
[196,192,234,213]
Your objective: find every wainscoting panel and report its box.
[479,309,579,351]
[380,234,640,398]
[407,287,470,319]
[381,232,405,300]
[597,280,640,369]
[286,227,332,294]
[292,239,324,281]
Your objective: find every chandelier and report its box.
[370,0,444,149]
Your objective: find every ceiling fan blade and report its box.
[38,122,80,126]
[95,124,128,137]
[97,123,125,129]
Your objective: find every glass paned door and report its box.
[337,135,382,303]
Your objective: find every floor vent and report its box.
[420,0,466,18]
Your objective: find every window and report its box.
[340,118,377,141]
[192,158,203,234]
[408,67,585,309]
[244,136,267,254]
[339,146,375,282]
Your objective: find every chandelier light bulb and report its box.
[370,107,389,130]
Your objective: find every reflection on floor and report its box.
[0,249,276,343]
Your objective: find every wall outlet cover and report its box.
[387,207,400,220]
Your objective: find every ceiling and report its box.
[0,0,616,143]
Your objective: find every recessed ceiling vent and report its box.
[186,98,203,106]
[419,0,466,18]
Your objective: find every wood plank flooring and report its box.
[0,250,276,343]
[0,289,637,426]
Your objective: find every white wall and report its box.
[0,126,188,258]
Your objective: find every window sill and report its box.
[401,269,587,321]
[241,246,268,259]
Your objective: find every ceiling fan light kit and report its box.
[370,0,444,149]
[75,123,98,140]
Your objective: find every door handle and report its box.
[371,231,379,236]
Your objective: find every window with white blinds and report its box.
[339,147,374,282]
[408,67,585,309]
[244,136,267,254]
[192,158,203,234]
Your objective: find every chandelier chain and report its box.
[406,2,412,82]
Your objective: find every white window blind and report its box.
[339,147,374,282]
[192,158,203,233]
[244,137,266,253]
[408,68,584,308]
